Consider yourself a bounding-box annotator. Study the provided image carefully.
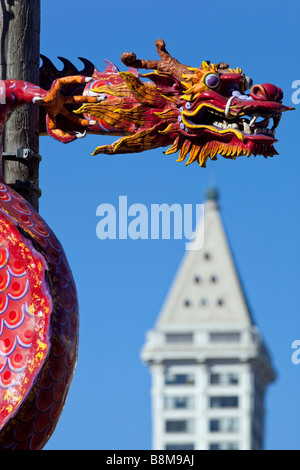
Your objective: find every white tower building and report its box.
[141,188,276,451]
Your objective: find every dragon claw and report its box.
[75,131,87,139]
[32,96,44,104]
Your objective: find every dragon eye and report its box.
[244,76,253,91]
[204,73,220,89]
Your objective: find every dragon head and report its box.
[172,61,293,166]
[84,39,293,167]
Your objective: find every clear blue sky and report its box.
[39,0,300,450]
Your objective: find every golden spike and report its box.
[219,143,226,156]
[186,66,199,73]
[208,142,218,159]
[181,80,192,88]
[242,144,248,156]
[180,94,192,101]
[215,142,223,158]
[236,146,243,156]
[224,144,231,157]
[158,123,178,135]
[212,143,219,158]
[198,146,209,167]
[154,109,180,120]
[224,145,232,157]
[185,144,200,165]
[177,140,192,162]
[165,137,181,155]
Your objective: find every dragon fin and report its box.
[104,60,120,74]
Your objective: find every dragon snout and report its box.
[250,83,283,103]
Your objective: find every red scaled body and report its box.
[0,80,79,449]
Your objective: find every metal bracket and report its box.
[9,180,42,198]
[2,148,42,162]
[2,148,42,198]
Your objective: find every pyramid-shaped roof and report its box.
[156,189,254,329]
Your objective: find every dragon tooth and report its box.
[250,115,258,127]
[225,96,235,119]
[243,120,251,134]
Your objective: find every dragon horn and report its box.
[121,39,191,80]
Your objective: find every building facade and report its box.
[141,189,275,451]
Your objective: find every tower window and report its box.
[184,299,191,307]
[165,373,195,386]
[209,396,239,408]
[217,298,224,306]
[211,275,218,283]
[204,252,211,260]
[210,373,239,385]
[165,419,194,433]
[200,298,208,307]
[164,396,195,410]
[165,333,193,343]
[209,418,239,433]
[194,275,201,284]
[209,332,240,342]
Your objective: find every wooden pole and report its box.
[0,0,41,211]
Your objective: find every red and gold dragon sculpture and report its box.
[40,39,293,166]
[0,40,293,449]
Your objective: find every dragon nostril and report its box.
[251,83,283,102]
[250,84,267,100]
